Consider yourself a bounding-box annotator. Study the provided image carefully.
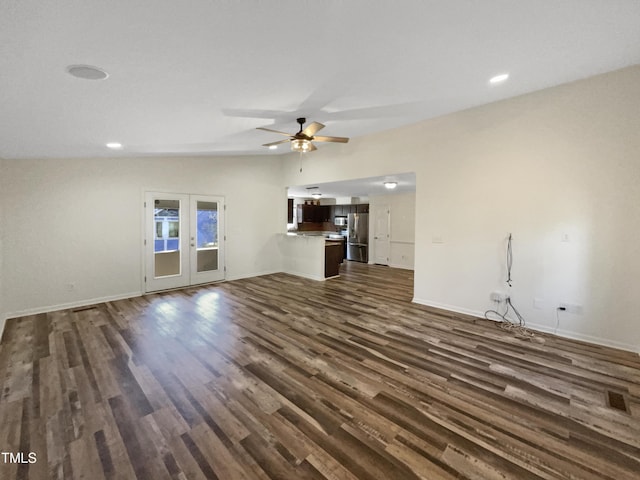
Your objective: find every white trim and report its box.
[4,291,143,322]
[525,321,639,354]
[0,315,6,341]
[225,269,282,282]
[412,298,639,355]
[388,262,414,270]
[412,298,485,318]
[281,271,325,282]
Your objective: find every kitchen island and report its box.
[280,233,345,281]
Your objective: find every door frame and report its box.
[189,194,225,286]
[143,191,225,293]
[372,204,391,265]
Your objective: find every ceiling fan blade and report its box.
[256,127,292,136]
[262,139,290,147]
[312,135,349,143]
[302,122,325,137]
[308,143,318,152]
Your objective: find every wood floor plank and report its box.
[1,262,639,479]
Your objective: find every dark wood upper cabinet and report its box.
[287,198,294,223]
[296,203,369,223]
[296,204,332,223]
[318,205,331,222]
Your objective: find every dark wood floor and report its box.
[1,262,639,479]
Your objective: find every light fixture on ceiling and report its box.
[384,181,398,189]
[291,139,312,152]
[489,73,509,84]
[66,64,109,80]
[311,192,322,199]
[106,142,123,149]
[268,145,278,150]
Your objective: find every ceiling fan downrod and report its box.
[296,117,306,135]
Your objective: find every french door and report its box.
[144,192,225,292]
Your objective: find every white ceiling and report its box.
[2,1,639,159]
[288,173,416,199]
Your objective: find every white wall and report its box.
[0,157,5,335]
[369,192,416,270]
[281,66,640,353]
[3,67,639,353]
[279,234,325,281]
[1,155,285,318]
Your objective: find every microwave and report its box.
[334,216,347,226]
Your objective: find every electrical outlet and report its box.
[490,291,509,302]
[559,302,583,314]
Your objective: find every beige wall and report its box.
[370,192,416,270]
[0,158,5,336]
[281,66,640,352]
[2,66,639,352]
[1,155,285,318]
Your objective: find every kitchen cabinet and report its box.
[297,204,331,223]
[356,204,369,213]
[325,242,343,278]
[287,199,294,223]
[318,205,331,222]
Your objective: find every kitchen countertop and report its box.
[287,231,345,240]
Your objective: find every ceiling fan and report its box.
[257,117,349,152]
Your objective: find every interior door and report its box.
[189,195,225,285]
[145,192,225,293]
[373,205,390,265]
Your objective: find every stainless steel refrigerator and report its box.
[347,213,369,262]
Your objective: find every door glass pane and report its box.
[196,201,218,272]
[154,199,181,277]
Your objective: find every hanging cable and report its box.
[506,233,513,287]
[484,233,543,343]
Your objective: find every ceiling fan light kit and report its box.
[291,138,312,152]
[257,117,349,153]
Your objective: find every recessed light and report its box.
[384,181,398,189]
[268,145,278,150]
[311,192,322,199]
[489,73,509,84]
[66,65,109,80]
[106,142,122,149]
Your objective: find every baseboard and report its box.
[412,298,486,319]
[282,270,325,282]
[412,298,639,355]
[225,269,282,282]
[0,315,6,343]
[525,321,639,354]
[3,271,283,325]
[4,291,143,322]
[388,263,415,271]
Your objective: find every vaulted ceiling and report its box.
[2,1,639,159]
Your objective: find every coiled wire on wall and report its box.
[484,234,538,340]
